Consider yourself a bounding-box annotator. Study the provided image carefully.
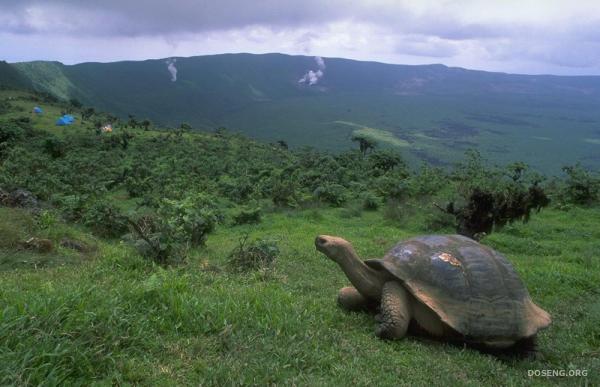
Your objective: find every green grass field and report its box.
[1,88,599,385]
[1,204,599,385]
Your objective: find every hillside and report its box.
[4,53,600,172]
[1,88,599,385]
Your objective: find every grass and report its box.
[0,208,98,270]
[333,121,410,148]
[1,205,599,385]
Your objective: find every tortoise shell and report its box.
[365,235,551,341]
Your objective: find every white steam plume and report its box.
[299,56,326,86]
[166,58,177,82]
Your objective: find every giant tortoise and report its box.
[315,234,551,348]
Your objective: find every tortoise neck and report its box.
[337,248,386,300]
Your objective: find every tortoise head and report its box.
[315,235,386,300]
[315,235,356,263]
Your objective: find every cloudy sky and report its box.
[1,0,600,75]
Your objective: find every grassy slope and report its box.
[1,89,598,385]
[0,89,89,137]
[0,206,599,385]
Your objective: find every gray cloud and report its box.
[1,1,600,74]
[0,0,348,36]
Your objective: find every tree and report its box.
[105,114,118,124]
[368,149,405,173]
[81,107,95,122]
[351,134,377,156]
[561,164,600,205]
[93,120,103,135]
[127,114,138,129]
[141,119,152,131]
[69,98,83,109]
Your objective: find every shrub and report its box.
[559,164,600,205]
[126,214,180,264]
[232,207,261,225]
[43,137,66,158]
[368,149,406,175]
[270,178,299,207]
[361,191,381,211]
[0,120,24,144]
[82,200,128,238]
[157,193,220,247]
[438,158,550,239]
[422,206,455,232]
[36,209,58,230]
[124,176,151,198]
[374,170,410,200]
[218,175,254,202]
[313,184,347,207]
[54,195,88,222]
[227,235,279,273]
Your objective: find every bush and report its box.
[373,170,410,200]
[43,137,66,158]
[232,207,261,225]
[0,120,25,144]
[54,195,88,222]
[126,214,180,264]
[368,149,406,175]
[218,175,254,203]
[82,201,128,238]
[422,206,455,232]
[157,193,220,247]
[313,184,347,207]
[559,164,600,205]
[36,209,58,230]
[124,176,151,198]
[270,178,299,207]
[361,191,381,211]
[439,157,550,239]
[0,120,26,158]
[227,235,279,273]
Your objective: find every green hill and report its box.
[3,53,600,172]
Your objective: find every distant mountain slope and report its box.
[3,53,600,172]
[0,61,32,90]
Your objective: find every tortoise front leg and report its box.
[375,281,412,340]
[337,286,370,312]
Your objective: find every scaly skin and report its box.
[375,281,412,340]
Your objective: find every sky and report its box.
[1,0,600,75]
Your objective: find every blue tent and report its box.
[33,106,43,114]
[55,114,75,126]
[56,117,72,126]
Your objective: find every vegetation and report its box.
[0,89,599,385]
[5,53,600,173]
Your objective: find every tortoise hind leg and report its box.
[337,286,370,312]
[375,281,412,340]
